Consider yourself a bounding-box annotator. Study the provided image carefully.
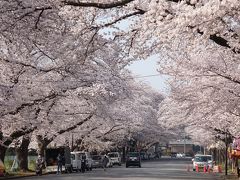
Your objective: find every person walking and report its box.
[57,153,63,174]
[102,155,109,171]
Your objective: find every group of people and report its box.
[35,154,110,175]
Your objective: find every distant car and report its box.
[192,155,213,171]
[126,152,141,168]
[0,159,6,177]
[92,155,103,168]
[177,153,186,158]
[171,152,177,158]
[107,152,121,166]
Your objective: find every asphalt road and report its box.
[24,158,222,180]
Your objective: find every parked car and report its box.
[126,152,141,168]
[107,152,121,166]
[76,152,93,171]
[0,159,6,177]
[171,152,177,158]
[176,153,185,158]
[92,155,103,168]
[71,152,82,172]
[192,154,213,171]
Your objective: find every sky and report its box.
[127,55,169,94]
[99,19,169,94]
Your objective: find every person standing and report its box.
[36,155,44,176]
[57,153,63,174]
[81,155,86,173]
[102,155,109,171]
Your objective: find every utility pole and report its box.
[71,133,74,151]
[184,132,186,155]
[225,130,228,176]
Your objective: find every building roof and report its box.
[169,140,194,145]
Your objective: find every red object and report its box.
[207,166,211,173]
[196,164,199,172]
[218,166,222,173]
[203,165,207,173]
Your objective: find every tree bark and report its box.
[16,135,31,171]
[0,131,7,162]
[36,135,49,157]
[0,146,7,163]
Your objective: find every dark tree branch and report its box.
[95,9,145,28]
[2,92,58,116]
[4,126,37,146]
[49,113,94,142]
[35,9,44,29]
[63,0,135,9]
[209,69,240,85]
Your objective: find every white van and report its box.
[107,152,121,166]
[71,152,82,172]
[74,152,93,171]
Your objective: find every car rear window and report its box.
[195,156,212,162]
[108,153,118,157]
[128,152,139,157]
[92,156,102,160]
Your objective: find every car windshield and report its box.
[92,156,102,160]
[128,152,139,157]
[194,156,212,162]
[108,153,118,157]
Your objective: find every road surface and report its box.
[24,158,222,180]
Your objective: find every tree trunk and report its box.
[36,135,51,158]
[16,135,31,172]
[0,146,7,163]
[0,132,7,162]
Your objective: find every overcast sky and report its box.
[127,55,169,94]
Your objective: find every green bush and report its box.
[4,160,15,171]
[28,160,36,171]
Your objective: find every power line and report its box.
[132,74,162,79]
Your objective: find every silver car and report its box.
[192,155,213,171]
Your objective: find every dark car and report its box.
[126,152,141,168]
[171,152,177,158]
[92,155,103,168]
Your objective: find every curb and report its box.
[0,175,35,179]
[220,174,239,180]
[0,173,49,179]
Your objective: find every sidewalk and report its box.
[221,174,239,180]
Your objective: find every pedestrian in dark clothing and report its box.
[81,155,86,173]
[57,154,63,174]
[102,155,109,171]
